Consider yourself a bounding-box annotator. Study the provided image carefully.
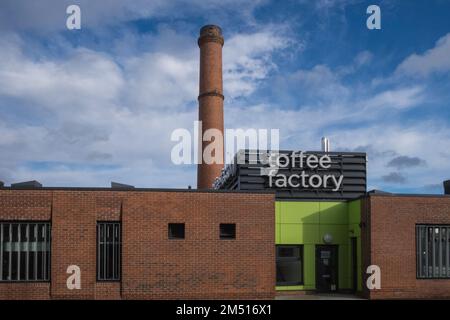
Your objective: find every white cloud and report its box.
[395,33,450,78]
[337,50,373,76]
[224,30,292,98]
[0,0,267,32]
[124,52,198,111]
[0,26,292,187]
[364,86,424,110]
[292,65,349,100]
[329,122,450,190]
[1,13,449,194]
[0,42,123,114]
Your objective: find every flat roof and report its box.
[0,186,275,194]
[366,191,450,199]
[0,186,447,199]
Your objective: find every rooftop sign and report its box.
[214,150,367,200]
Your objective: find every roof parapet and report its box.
[111,182,135,189]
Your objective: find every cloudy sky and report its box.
[0,0,449,193]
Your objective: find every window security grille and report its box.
[0,222,51,282]
[417,225,450,279]
[97,222,121,281]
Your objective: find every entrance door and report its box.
[351,237,358,292]
[315,245,338,292]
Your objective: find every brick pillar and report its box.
[51,192,96,299]
[197,25,225,189]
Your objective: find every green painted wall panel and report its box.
[275,202,281,223]
[303,244,316,287]
[276,200,362,293]
[348,223,361,237]
[348,200,361,225]
[339,245,350,289]
[279,202,320,224]
[275,223,281,244]
[279,223,320,244]
[348,199,362,292]
[319,224,349,245]
[319,202,348,225]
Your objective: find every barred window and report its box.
[0,222,51,282]
[416,225,450,278]
[97,222,121,281]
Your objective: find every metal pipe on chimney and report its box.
[321,137,330,152]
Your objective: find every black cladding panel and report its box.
[217,150,367,200]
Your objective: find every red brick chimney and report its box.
[197,25,225,189]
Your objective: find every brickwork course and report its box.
[0,189,275,300]
[361,194,450,299]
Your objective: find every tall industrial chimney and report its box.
[197,25,225,189]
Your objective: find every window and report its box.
[0,222,51,282]
[220,223,236,239]
[97,222,121,281]
[416,225,450,279]
[168,223,185,239]
[276,245,303,285]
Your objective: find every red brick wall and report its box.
[363,195,450,299]
[121,192,274,299]
[0,189,275,300]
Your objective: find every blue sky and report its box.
[0,0,450,193]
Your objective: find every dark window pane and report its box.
[278,246,301,258]
[20,251,27,280]
[3,225,10,242]
[38,224,44,242]
[277,260,302,284]
[2,250,9,280]
[168,223,185,239]
[45,251,50,280]
[28,250,35,280]
[106,224,113,242]
[276,245,303,285]
[20,225,27,242]
[114,224,120,242]
[220,224,236,239]
[107,242,114,279]
[99,243,105,279]
[11,251,18,280]
[37,250,43,280]
[12,224,19,242]
[29,225,36,242]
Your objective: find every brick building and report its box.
[0,24,449,300]
[361,192,450,299]
[0,188,275,299]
